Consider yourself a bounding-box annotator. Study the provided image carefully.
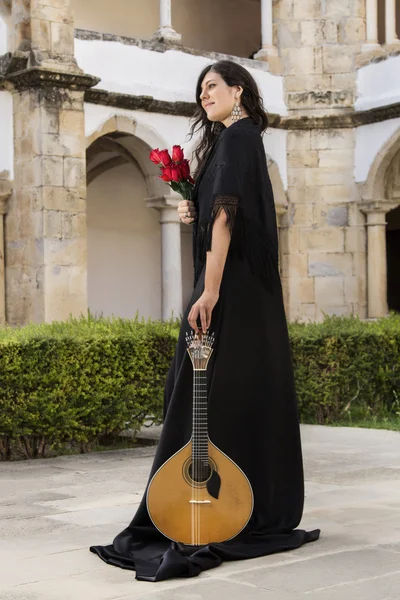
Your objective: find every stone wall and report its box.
[2,0,97,324]
[275,0,368,320]
[6,86,88,324]
[280,127,367,320]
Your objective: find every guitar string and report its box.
[194,346,198,545]
[195,351,198,544]
[190,333,213,545]
[195,345,199,544]
[193,346,197,545]
[191,336,195,546]
[195,346,203,544]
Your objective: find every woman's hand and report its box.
[177,200,197,224]
[188,289,219,333]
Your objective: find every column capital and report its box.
[358,199,400,223]
[152,25,182,45]
[146,194,181,209]
[146,195,182,224]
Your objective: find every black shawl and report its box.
[192,117,280,294]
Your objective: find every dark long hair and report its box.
[188,60,269,179]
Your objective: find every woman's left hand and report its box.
[188,290,219,333]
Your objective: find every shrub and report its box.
[0,312,399,460]
[290,313,400,423]
[0,314,179,460]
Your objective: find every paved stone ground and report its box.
[1,425,400,600]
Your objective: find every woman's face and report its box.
[199,71,241,125]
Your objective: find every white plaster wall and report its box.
[0,15,7,54]
[0,91,13,179]
[356,55,400,111]
[76,39,286,115]
[355,117,400,183]
[87,162,162,319]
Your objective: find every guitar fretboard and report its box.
[192,370,208,464]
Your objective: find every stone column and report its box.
[360,201,398,318]
[277,0,369,321]
[275,202,288,274]
[146,195,183,320]
[364,0,380,48]
[385,0,399,45]
[254,0,279,72]
[3,0,99,325]
[152,0,182,44]
[0,175,11,325]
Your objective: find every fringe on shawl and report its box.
[193,195,278,295]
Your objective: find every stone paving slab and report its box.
[0,425,400,599]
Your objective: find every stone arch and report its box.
[265,157,288,291]
[85,114,188,322]
[267,156,288,211]
[86,115,172,198]
[385,147,400,201]
[362,124,400,203]
[360,125,400,318]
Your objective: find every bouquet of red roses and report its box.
[149,145,195,201]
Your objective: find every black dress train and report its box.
[90,117,320,581]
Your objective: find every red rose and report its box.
[170,165,183,182]
[179,159,191,179]
[160,166,173,182]
[159,149,172,167]
[172,145,184,163]
[149,148,161,165]
[150,148,172,167]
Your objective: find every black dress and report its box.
[90,117,320,581]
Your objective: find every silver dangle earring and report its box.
[231,99,242,122]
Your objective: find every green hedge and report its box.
[290,313,400,423]
[0,313,399,460]
[0,315,179,460]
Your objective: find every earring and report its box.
[231,99,242,122]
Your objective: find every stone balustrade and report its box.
[364,0,400,49]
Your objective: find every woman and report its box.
[90,60,320,581]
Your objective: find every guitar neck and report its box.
[192,369,208,464]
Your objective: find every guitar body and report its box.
[147,438,254,546]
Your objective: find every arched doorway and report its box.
[361,127,400,318]
[86,132,162,319]
[85,116,194,321]
[386,207,400,313]
[385,143,400,314]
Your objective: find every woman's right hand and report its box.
[177,200,197,225]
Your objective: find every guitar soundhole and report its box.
[183,457,217,486]
[188,460,212,483]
